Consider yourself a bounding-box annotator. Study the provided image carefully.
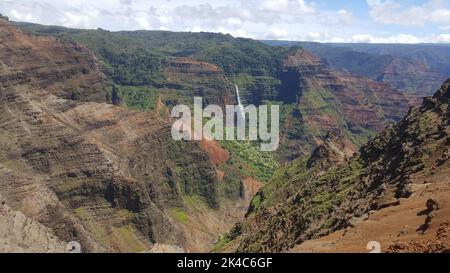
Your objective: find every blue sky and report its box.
[1,0,450,43]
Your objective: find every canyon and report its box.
[1,16,449,253]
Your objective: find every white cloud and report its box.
[351,33,419,43]
[367,0,450,27]
[0,0,318,32]
[0,0,449,43]
[264,26,289,39]
[431,9,450,25]
[135,16,152,30]
[337,9,353,25]
[307,32,321,40]
[261,0,315,14]
[10,9,33,21]
[261,0,289,12]
[350,33,450,44]
[435,34,450,43]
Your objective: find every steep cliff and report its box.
[278,49,411,161]
[0,19,242,253]
[0,20,110,103]
[377,56,446,97]
[163,57,236,106]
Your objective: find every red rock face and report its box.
[0,19,110,102]
[164,57,236,106]
[283,48,323,68]
[279,49,412,160]
[379,57,447,97]
[199,140,229,166]
[331,72,411,132]
[166,57,223,74]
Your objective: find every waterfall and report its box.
[235,85,245,125]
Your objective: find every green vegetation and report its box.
[18,23,295,103]
[168,208,190,224]
[224,152,366,252]
[212,234,232,252]
[218,168,243,199]
[74,207,90,221]
[21,24,288,80]
[112,226,146,253]
[230,75,281,105]
[248,153,363,215]
[299,87,344,136]
[182,195,207,210]
[118,31,292,78]
[305,159,363,220]
[61,29,166,87]
[417,110,438,133]
[249,193,262,212]
[220,140,279,182]
[167,140,219,208]
[116,85,160,111]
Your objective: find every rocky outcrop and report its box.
[164,57,236,106]
[282,49,324,76]
[306,130,355,169]
[0,194,66,253]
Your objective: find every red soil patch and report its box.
[199,140,229,166]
